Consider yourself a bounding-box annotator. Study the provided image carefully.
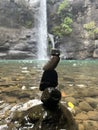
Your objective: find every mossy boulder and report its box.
[8,103,78,130]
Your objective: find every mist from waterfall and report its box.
[37,0,48,60]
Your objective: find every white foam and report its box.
[11,99,42,112]
[0,125,8,130]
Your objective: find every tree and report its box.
[52,0,73,38]
[52,17,73,37]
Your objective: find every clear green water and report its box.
[57,60,98,87]
[0,60,98,127]
[0,60,98,88]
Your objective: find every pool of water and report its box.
[0,60,98,128]
[0,59,98,93]
[57,60,98,88]
[0,59,98,92]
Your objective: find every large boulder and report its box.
[8,103,78,130]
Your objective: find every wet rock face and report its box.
[0,0,37,59]
[8,104,78,130]
[47,0,98,60]
[0,0,34,28]
[0,0,98,59]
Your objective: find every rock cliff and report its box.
[47,0,98,59]
[0,0,98,59]
[0,0,37,59]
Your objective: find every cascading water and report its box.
[37,0,48,60]
[48,33,55,49]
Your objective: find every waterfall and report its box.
[48,33,55,49]
[37,0,48,60]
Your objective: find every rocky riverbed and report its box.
[0,60,98,130]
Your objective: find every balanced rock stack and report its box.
[39,49,78,130]
[39,48,60,91]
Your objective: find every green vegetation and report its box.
[52,17,73,37]
[61,17,73,26]
[83,21,98,38]
[52,0,73,38]
[83,21,95,31]
[25,20,33,28]
[93,28,98,34]
[58,0,69,14]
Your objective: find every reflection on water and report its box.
[0,60,98,128]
